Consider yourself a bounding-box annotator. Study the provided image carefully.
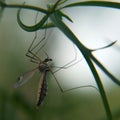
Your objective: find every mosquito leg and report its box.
[26,49,40,63]
[26,22,48,62]
[53,40,117,73]
[26,27,48,63]
[52,59,82,73]
[53,44,82,73]
[27,11,39,51]
[33,28,48,56]
[60,85,99,93]
[25,12,40,62]
[49,68,64,92]
[28,11,49,57]
[26,12,48,62]
[26,50,40,61]
[30,19,50,59]
[50,68,99,93]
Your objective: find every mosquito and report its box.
[14,44,95,107]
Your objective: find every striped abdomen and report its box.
[36,64,49,106]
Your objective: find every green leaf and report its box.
[91,40,117,52]
[63,1,120,10]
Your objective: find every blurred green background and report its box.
[0,1,120,120]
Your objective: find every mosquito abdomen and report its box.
[36,71,48,107]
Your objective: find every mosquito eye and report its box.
[44,58,52,62]
[49,59,52,61]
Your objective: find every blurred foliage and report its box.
[0,82,120,120]
[0,0,5,21]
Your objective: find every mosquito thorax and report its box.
[38,58,52,72]
[38,63,49,72]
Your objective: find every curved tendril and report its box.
[16,0,68,32]
[17,8,49,32]
[16,0,65,32]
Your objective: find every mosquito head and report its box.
[44,58,52,62]
[43,51,52,63]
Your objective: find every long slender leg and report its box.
[32,27,48,56]
[26,27,48,63]
[53,44,82,73]
[49,68,98,93]
[53,59,83,73]
[53,40,117,73]
[26,12,40,62]
[26,12,48,63]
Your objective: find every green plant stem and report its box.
[2,2,49,14]
[91,55,120,85]
[50,11,112,120]
[85,57,112,120]
[63,1,120,9]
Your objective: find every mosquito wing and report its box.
[14,68,37,88]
